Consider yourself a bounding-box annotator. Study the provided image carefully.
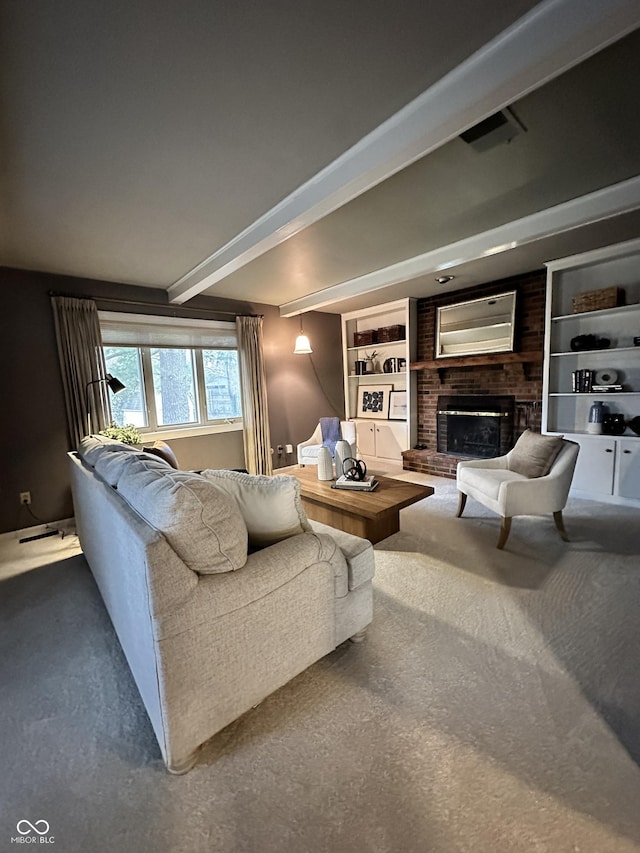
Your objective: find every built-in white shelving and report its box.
[543,238,640,506]
[341,298,416,467]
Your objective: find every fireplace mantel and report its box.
[410,351,542,371]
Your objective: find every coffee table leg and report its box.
[363,511,400,544]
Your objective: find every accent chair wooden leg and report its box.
[553,510,569,542]
[349,629,367,644]
[456,491,467,518]
[497,516,512,550]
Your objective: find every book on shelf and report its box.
[591,384,623,392]
[332,475,378,492]
[571,369,593,392]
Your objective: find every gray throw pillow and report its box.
[508,430,564,478]
[118,457,248,574]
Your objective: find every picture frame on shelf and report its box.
[388,390,407,420]
[357,384,392,419]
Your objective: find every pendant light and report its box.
[293,314,312,354]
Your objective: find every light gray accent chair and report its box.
[456,438,580,549]
[68,439,374,774]
[297,420,357,467]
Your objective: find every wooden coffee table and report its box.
[290,466,434,544]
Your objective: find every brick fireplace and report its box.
[402,271,545,478]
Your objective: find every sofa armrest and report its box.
[457,454,509,474]
[500,473,567,517]
[156,531,347,638]
[297,424,322,452]
[308,520,375,592]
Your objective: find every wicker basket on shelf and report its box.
[376,324,405,343]
[353,329,377,346]
[572,287,623,314]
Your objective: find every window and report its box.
[100,313,242,436]
[104,346,147,427]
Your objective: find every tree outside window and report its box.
[104,346,147,427]
[103,344,242,432]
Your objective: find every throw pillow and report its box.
[201,469,311,548]
[118,457,248,574]
[142,440,180,469]
[508,430,564,478]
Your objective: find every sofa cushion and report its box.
[460,467,524,501]
[299,445,323,460]
[508,430,564,478]
[78,434,139,467]
[202,470,311,548]
[94,449,170,487]
[118,458,248,574]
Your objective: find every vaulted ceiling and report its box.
[1,0,640,315]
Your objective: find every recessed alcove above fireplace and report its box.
[437,395,514,458]
[402,270,545,479]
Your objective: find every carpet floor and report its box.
[1,477,640,853]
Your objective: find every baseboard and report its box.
[0,517,76,544]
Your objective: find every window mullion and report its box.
[195,350,207,424]
[140,347,157,431]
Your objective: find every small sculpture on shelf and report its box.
[602,414,626,435]
[363,350,380,374]
[570,334,610,351]
[627,416,640,436]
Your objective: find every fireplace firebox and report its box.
[437,395,514,458]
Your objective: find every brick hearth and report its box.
[403,271,545,479]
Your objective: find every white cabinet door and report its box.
[616,439,640,500]
[374,422,405,460]
[570,436,615,495]
[356,421,376,457]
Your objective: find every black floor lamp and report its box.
[85,373,125,435]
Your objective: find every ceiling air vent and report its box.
[459,108,525,153]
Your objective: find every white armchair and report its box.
[456,437,580,549]
[297,420,357,467]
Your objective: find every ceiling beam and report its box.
[168,0,640,306]
[279,176,640,316]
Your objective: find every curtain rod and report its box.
[48,291,262,318]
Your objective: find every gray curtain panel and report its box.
[51,295,112,448]
[236,315,272,475]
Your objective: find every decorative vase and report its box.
[317,446,333,480]
[603,413,626,435]
[587,400,607,435]
[334,439,352,479]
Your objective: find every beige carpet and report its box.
[1,479,640,852]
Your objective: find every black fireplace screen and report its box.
[437,395,514,458]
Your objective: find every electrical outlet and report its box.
[285,444,293,454]
[276,444,283,455]
[20,491,31,505]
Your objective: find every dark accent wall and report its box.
[403,270,545,478]
[0,267,343,534]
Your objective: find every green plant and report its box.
[99,422,142,445]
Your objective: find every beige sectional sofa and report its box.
[69,438,374,773]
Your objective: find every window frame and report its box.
[100,313,243,440]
